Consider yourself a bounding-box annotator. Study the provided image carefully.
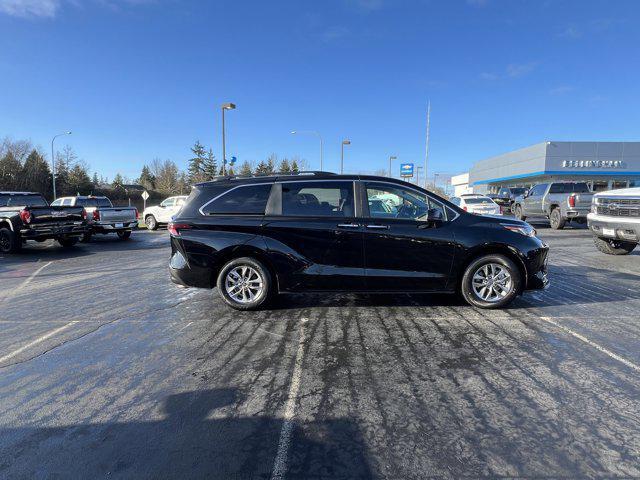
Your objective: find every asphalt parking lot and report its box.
[1,224,639,479]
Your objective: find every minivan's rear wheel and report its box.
[217,257,272,311]
[461,254,521,309]
[593,236,636,255]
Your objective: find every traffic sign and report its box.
[141,191,149,201]
[400,163,414,177]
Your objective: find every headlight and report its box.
[501,223,536,237]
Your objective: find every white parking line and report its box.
[270,318,308,480]
[0,320,79,365]
[0,261,52,305]
[540,316,640,373]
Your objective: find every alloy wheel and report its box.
[471,263,513,303]
[225,265,264,304]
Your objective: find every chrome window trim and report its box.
[361,180,459,222]
[198,182,275,216]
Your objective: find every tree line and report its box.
[0,137,309,202]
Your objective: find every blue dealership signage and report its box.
[400,163,414,177]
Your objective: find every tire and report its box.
[514,205,526,221]
[146,215,158,231]
[117,230,132,240]
[461,254,522,309]
[58,236,80,248]
[216,257,273,311]
[593,236,637,255]
[81,232,93,243]
[549,208,566,230]
[0,227,21,254]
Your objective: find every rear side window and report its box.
[76,197,112,207]
[549,183,591,194]
[281,181,354,217]
[202,184,272,215]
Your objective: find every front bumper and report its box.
[587,213,640,242]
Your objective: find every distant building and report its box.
[462,141,640,194]
[451,172,471,197]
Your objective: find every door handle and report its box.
[337,223,360,229]
[366,224,390,230]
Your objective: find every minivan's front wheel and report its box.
[461,254,522,309]
[217,257,273,311]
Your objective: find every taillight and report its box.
[568,194,576,208]
[81,208,87,220]
[93,210,100,221]
[168,222,192,236]
[134,208,139,219]
[463,206,468,212]
[19,209,32,224]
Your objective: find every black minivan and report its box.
[169,172,549,310]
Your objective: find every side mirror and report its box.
[159,204,166,208]
[523,190,530,198]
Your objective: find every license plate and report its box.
[115,223,124,228]
[602,227,616,237]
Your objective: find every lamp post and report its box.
[51,131,72,200]
[291,130,323,171]
[340,139,351,174]
[221,102,236,175]
[388,155,397,178]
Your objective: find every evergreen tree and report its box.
[0,151,22,190]
[68,163,93,194]
[278,158,292,173]
[239,161,252,176]
[20,150,52,198]
[291,159,300,173]
[202,148,218,180]
[266,154,276,174]
[112,173,124,187]
[254,160,269,175]
[92,172,99,186]
[188,140,207,183]
[138,165,156,190]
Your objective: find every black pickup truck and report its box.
[0,191,89,253]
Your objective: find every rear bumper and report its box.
[91,221,138,233]
[587,213,640,242]
[169,249,213,289]
[564,208,589,218]
[20,223,89,239]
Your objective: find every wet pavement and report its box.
[0,225,639,479]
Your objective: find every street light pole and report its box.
[221,102,236,176]
[51,131,72,200]
[340,139,351,174]
[291,131,323,171]
[388,155,397,177]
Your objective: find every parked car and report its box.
[0,191,89,253]
[494,187,529,213]
[587,186,640,255]
[52,196,138,241]
[450,194,501,216]
[512,182,594,229]
[142,195,187,230]
[168,173,549,310]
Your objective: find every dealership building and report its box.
[459,141,640,195]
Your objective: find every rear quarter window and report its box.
[201,184,272,215]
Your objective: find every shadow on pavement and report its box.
[0,388,373,480]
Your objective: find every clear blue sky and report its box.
[1,0,640,181]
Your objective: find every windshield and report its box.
[510,188,527,195]
[76,197,112,208]
[0,194,48,207]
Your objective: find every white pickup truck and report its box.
[52,196,138,241]
[142,195,187,230]
[587,187,640,255]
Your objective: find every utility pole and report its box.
[388,155,397,177]
[340,140,351,174]
[51,131,72,200]
[424,100,431,190]
[416,166,424,187]
[221,103,236,176]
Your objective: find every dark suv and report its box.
[169,173,549,310]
